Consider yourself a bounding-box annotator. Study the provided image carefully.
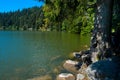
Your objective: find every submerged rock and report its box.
[63,60,79,73]
[56,73,75,80]
[86,59,117,80]
[27,75,52,80]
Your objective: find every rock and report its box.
[73,50,92,65]
[86,59,117,80]
[81,54,92,66]
[73,50,90,59]
[73,52,82,58]
[77,63,90,80]
[53,68,59,74]
[74,62,83,70]
[76,74,85,80]
[27,75,52,80]
[78,63,87,74]
[56,73,75,80]
[63,60,79,73]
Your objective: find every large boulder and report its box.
[63,60,79,73]
[86,59,117,80]
[56,73,75,80]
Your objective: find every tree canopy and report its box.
[0,0,120,35]
[40,0,96,34]
[0,6,44,31]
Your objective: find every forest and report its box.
[0,0,95,34]
[0,6,44,31]
[0,0,120,35]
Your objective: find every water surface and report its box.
[0,31,90,80]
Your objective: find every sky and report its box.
[0,0,44,12]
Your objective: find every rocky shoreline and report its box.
[57,51,120,80]
[28,51,120,80]
[57,59,89,80]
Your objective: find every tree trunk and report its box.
[90,0,113,62]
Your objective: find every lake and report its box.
[0,31,90,80]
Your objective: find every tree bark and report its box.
[90,0,114,62]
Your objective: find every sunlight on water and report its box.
[0,31,90,80]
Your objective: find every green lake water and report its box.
[0,31,90,80]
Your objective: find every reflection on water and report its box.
[0,31,90,80]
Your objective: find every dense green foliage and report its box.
[0,6,44,31]
[113,0,120,30]
[0,0,95,34]
[39,0,120,34]
[0,0,120,34]
[41,0,96,34]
